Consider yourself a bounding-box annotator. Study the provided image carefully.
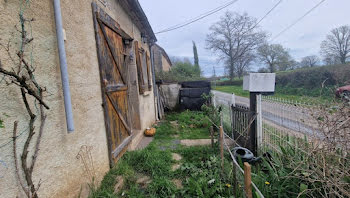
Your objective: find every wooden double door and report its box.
[92,3,133,166]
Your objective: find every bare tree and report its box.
[323,54,341,65]
[278,55,295,71]
[206,11,267,80]
[235,52,255,78]
[300,55,319,67]
[257,43,293,72]
[320,25,350,64]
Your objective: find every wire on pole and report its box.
[271,0,326,41]
[155,0,239,34]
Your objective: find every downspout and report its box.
[53,0,75,132]
[149,42,159,120]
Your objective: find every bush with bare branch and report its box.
[254,99,349,197]
[276,101,350,197]
[305,101,350,197]
[0,8,49,198]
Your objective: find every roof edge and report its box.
[154,44,172,66]
[119,0,157,43]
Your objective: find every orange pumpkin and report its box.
[144,127,156,137]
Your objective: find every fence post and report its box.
[256,94,263,154]
[244,162,253,198]
[210,126,214,148]
[232,162,238,197]
[213,94,216,107]
[231,93,235,107]
[230,93,235,139]
[249,92,257,156]
[220,126,224,170]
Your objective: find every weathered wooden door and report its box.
[92,3,133,166]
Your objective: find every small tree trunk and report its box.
[269,63,275,73]
[340,55,346,64]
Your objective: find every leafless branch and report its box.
[13,121,30,197]
[30,92,46,172]
[2,7,49,198]
[0,65,49,109]
[20,87,38,198]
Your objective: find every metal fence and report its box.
[260,96,316,154]
[211,91,265,197]
[231,104,256,152]
[212,90,235,131]
[211,91,324,197]
[213,90,349,197]
[212,90,316,154]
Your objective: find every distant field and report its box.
[213,85,249,97]
[212,63,350,103]
[213,85,332,103]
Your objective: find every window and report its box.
[135,41,152,94]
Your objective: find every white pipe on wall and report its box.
[53,0,74,132]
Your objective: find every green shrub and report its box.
[215,64,350,99]
[156,60,202,83]
[276,64,350,96]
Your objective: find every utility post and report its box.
[256,94,263,154]
[243,73,275,155]
[249,92,258,156]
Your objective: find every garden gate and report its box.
[231,104,257,154]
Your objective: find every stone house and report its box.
[0,0,160,197]
[152,44,173,72]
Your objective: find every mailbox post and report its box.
[243,73,275,155]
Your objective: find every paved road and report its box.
[212,90,318,135]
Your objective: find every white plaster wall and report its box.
[0,0,156,197]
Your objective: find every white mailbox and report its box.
[243,73,275,92]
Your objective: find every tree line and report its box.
[206,11,350,80]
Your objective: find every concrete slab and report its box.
[135,135,154,150]
[180,139,235,147]
[113,176,124,194]
[180,139,214,146]
[172,179,183,189]
[171,153,182,161]
[136,175,152,189]
[172,163,181,171]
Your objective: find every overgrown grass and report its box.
[90,109,350,197]
[89,111,234,198]
[165,110,211,139]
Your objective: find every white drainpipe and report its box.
[53,0,74,132]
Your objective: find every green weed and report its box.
[90,111,235,198]
[165,110,210,140]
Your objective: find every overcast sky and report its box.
[139,0,350,76]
